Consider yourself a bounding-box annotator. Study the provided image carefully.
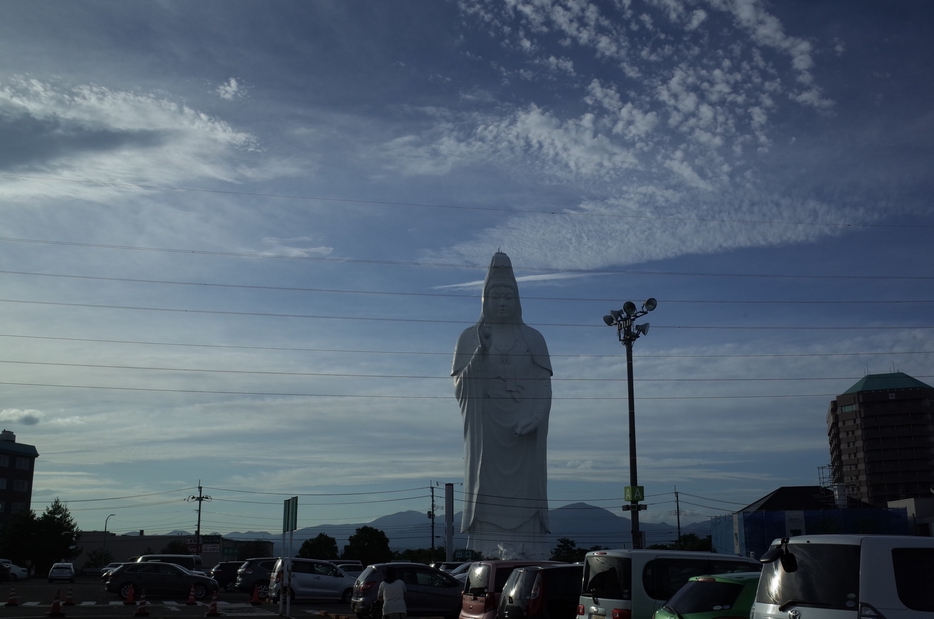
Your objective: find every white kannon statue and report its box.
[452,252,552,559]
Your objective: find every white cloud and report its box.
[0,77,270,205]
[215,77,245,100]
[0,408,44,425]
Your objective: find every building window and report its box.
[12,479,28,492]
[14,458,30,470]
[11,502,26,513]
[0,478,6,490]
[0,455,8,467]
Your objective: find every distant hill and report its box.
[219,502,711,555]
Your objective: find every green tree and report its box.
[550,538,608,562]
[393,548,435,564]
[550,538,581,562]
[342,526,392,566]
[84,548,114,569]
[299,533,339,560]
[237,540,274,560]
[35,498,82,572]
[647,533,712,552]
[160,539,192,554]
[0,510,39,567]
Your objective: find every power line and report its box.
[3,268,933,305]
[1,173,931,229]
[0,379,854,399]
[2,298,932,330]
[2,333,931,359]
[5,358,927,384]
[2,236,933,280]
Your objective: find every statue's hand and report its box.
[478,321,492,353]
[513,416,539,436]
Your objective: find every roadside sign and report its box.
[624,486,645,501]
[283,496,298,533]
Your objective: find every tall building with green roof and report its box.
[827,372,934,507]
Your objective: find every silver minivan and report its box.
[577,549,760,619]
[269,557,356,602]
[751,535,934,619]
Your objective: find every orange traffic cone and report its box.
[63,585,75,606]
[47,588,66,618]
[134,590,150,617]
[204,590,220,617]
[250,584,262,605]
[186,584,198,605]
[4,583,18,607]
[123,584,136,605]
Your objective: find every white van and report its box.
[577,549,760,619]
[751,535,934,619]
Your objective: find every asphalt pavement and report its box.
[0,575,353,619]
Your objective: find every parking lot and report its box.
[1,574,353,619]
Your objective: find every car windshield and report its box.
[665,580,745,614]
[756,544,859,610]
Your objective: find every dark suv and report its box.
[209,560,244,592]
[497,564,583,619]
[236,557,279,598]
[104,562,218,600]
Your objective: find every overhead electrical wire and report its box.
[0,333,929,359]
[1,297,931,330]
[1,173,932,230]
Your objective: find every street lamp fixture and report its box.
[603,298,657,549]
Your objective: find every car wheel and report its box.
[9,574,16,582]
[119,582,135,599]
[255,582,269,598]
[224,581,237,592]
[342,588,353,603]
[193,584,208,600]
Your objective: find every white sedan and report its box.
[48,562,75,583]
[1,561,27,581]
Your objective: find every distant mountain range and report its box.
[160,502,711,555]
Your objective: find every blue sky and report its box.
[1,0,932,542]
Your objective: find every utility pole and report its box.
[186,481,212,554]
[428,483,436,563]
[674,487,681,542]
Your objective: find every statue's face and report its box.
[485,285,518,323]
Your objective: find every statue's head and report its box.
[481,252,522,324]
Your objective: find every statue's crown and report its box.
[486,252,516,287]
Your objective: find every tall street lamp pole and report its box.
[604,298,657,549]
[104,513,116,557]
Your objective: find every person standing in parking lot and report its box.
[377,567,407,619]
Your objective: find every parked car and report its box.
[236,556,279,598]
[100,562,125,578]
[269,558,356,602]
[578,549,760,619]
[462,560,562,619]
[48,562,76,583]
[434,562,468,573]
[753,534,934,619]
[1,560,27,581]
[450,562,473,583]
[653,572,760,619]
[498,564,584,619]
[135,553,204,574]
[352,562,463,619]
[209,560,244,592]
[104,561,218,600]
